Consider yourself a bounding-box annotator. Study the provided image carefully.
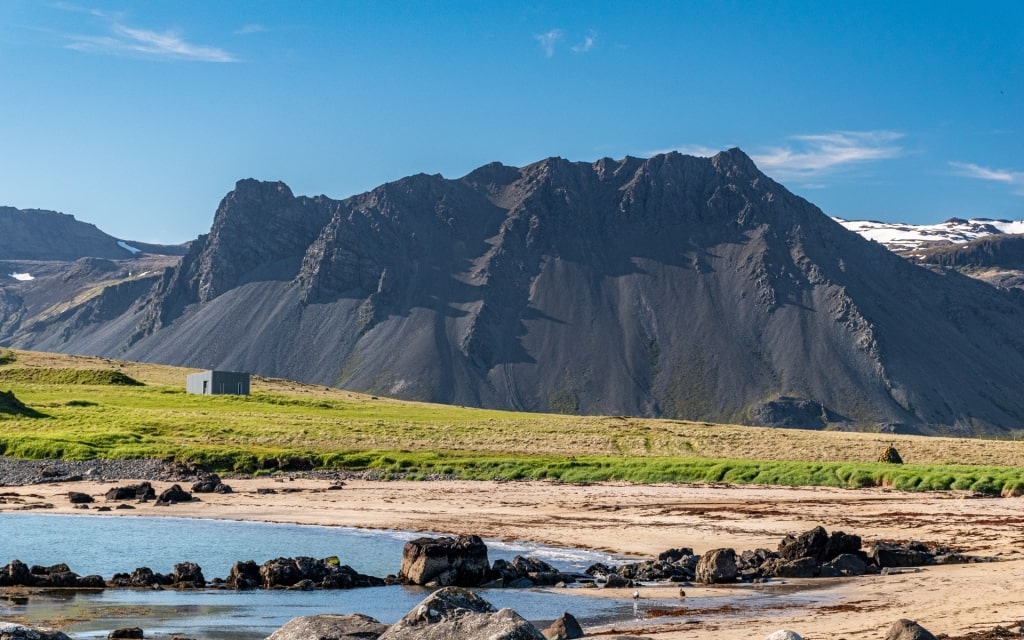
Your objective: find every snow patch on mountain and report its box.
[118,241,141,254]
[835,217,1024,254]
[9,273,33,281]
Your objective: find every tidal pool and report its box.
[0,513,837,639]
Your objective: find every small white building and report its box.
[186,370,250,396]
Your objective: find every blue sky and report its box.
[1,1,1021,244]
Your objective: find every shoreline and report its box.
[3,476,1024,639]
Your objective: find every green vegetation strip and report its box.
[1,371,1023,495]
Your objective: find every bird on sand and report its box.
[633,590,640,599]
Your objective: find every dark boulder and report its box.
[266,614,388,640]
[823,531,862,561]
[397,535,490,587]
[695,548,737,584]
[541,612,584,640]
[108,629,144,639]
[825,553,868,576]
[259,556,384,590]
[192,474,231,494]
[227,560,260,590]
[170,562,205,588]
[78,574,106,588]
[778,526,829,561]
[603,574,633,588]
[68,491,94,504]
[884,619,937,640]
[261,557,306,588]
[869,543,933,568]
[156,484,193,504]
[104,482,156,501]
[378,587,545,640]
[114,566,170,588]
[31,563,83,588]
[764,557,818,579]
[657,548,693,563]
[0,559,36,586]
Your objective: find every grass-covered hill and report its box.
[1,348,1024,495]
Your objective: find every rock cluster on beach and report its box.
[0,525,994,594]
[583,525,993,587]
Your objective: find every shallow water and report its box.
[0,513,838,639]
[0,513,616,578]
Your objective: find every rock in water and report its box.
[266,614,388,640]
[379,587,545,640]
[398,535,490,587]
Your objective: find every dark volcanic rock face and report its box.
[911,234,1024,289]
[8,150,1024,434]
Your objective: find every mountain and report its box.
[835,216,1024,254]
[835,217,1024,288]
[6,150,1024,435]
[0,206,187,261]
[0,207,187,346]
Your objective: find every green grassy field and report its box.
[2,348,1024,495]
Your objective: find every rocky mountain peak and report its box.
[10,153,1024,435]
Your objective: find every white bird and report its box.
[633,590,640,599]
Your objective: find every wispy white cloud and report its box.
[535,28,563,57]
[234,23,266,36]
[571,31,597,53]
[950,161,1024,194]
[57,6,237,62]
[750,131,904,179]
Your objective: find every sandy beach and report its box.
[3,478,1023,639]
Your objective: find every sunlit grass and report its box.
[2,349,1024,495]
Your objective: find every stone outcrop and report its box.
[155,484,193,504]
[541,612,584,640]
[170,562,205,588]
[695,548,737,584]
[257,556,385,590]
[378,587,545,640]
[191,473,232,493]
[488,555,575,588]
[588,526,990,585]
[397,535,489,587]
[104,482,156,501]
[0,560,103,588]
[227,560,260,590]
[266,614,388,640]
